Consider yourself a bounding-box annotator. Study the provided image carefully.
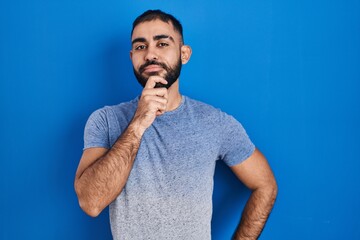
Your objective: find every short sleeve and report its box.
[83,108,111,150]
[219,113,255,166]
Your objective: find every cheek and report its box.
[165,50,181,65]
[170,48,181,59]
[131,57,141,69]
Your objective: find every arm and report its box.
[231,148,278,240]
[74,125,141,217]
[74,77,168,217]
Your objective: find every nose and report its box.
[144,45,158,61]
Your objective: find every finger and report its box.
[141,95,168,105]
[155,102,167,115]
[144,76,168,89]
[142,88,168,99]
[156,110,165,116]
[145,99,166,116]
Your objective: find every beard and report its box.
[133,57,182,89]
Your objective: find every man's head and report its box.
[130,10,192,89]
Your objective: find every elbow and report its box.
[267,178,278,203]
[78,199,102,218]
[256,178,278,204]
[74,180,102,218]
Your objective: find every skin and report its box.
[74,19,277,239]
[231,150,277,239]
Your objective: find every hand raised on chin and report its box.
[132,76,169,134]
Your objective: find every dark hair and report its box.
[131,10,184,43]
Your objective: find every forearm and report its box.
[233,186,278,240]
[75,122,143,217]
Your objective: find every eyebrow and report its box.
[153,34,175,42]
[131,35,175,45]
[132,37,146,45]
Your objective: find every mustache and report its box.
[139,60,168,73]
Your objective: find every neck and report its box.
[165,80,182,111]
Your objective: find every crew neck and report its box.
[162,95,186,116]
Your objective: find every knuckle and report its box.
[142,89,150,95]
[142,95,150,102]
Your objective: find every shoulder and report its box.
[106,97,138,116]
[89,97,139,122]
[184,96,232,122]
[184,96,222,114]
[183,96,250,137]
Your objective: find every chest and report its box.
[128,119,222,195]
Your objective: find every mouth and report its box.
[142,64,164,74]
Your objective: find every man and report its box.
[74,10,277,240]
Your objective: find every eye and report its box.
[134,45,147,50]
[158,42,169,48]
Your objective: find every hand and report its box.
[131,76,168,133]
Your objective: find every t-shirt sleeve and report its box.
[83,108,111,150]
[219,113,255,166]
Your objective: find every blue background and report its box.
[1,0,359,239]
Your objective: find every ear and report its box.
[130,50,133,60]
[180,45,192,64]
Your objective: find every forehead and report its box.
[131,19,181,42]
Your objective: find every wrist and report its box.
[128,119,146,139]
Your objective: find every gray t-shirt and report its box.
[84,96,255,240]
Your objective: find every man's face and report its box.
[130,20,183,89]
